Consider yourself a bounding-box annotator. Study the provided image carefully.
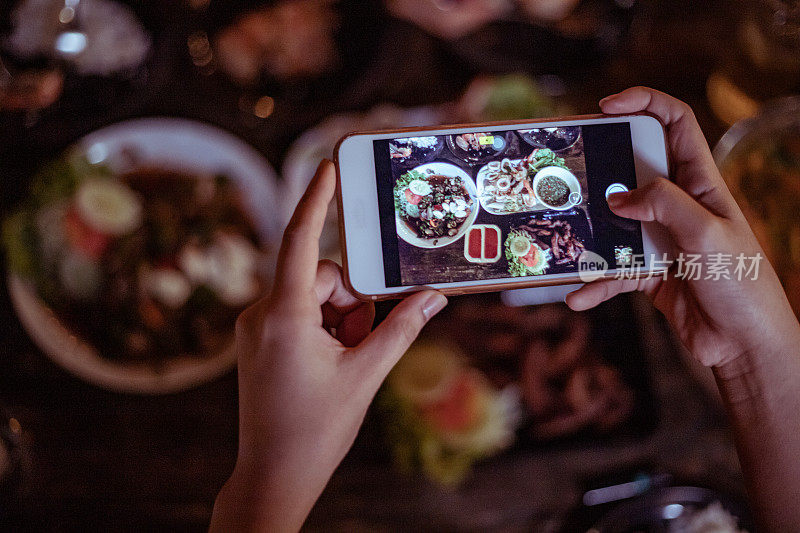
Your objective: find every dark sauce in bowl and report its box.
[536,175,570,206]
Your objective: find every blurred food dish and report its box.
[457,75,559,122]
[446,2,639,75]
[376,296,655,486]
[0,406,24,519]
[5,0,152,77]
[714,96,800,317]
[214,0,339,83]
[591,486,751,533]
[0,66,63,111]
[517,0,581,22]
[446,300,638,441]
[3,118,280,394]
[385,0,513,41]
[380,340,521,486]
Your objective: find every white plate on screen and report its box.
[395,162,479,249]
[8,118,281,394]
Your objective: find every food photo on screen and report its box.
[373,123,645,287]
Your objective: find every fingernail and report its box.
[599,94,619,106]
[422,292,447,320]
[607,191,629,207]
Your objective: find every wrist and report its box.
[210,470,258,532]
[211,451,327,533]
[211,462,293,533]
[712,351,762,405]
[712,326,800,405]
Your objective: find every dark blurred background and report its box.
[1,0,799,530]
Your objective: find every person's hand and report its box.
[210,160,447,532]
[565,87,800,369]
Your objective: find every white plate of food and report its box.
[476,148,573,215]
[477,158,538,214]
[446,131,512,163]
[393,162,479,249]
[4,118,280,394]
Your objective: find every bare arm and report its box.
[714,335,800,530]
[567,87,800,530]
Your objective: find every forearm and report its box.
[714,331,800,532]
[209,457,328,533]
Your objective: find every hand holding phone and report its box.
[211,161,448,533]
[213,88,800,532]
[335,112,672,299]
[563,88,799,369]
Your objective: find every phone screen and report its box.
[373,123,644,287]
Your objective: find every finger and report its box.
[337,302,375,348]
[353,290,447,382]
[272,160,337,298]
[315,260,375,347]
[565,277,659,311]
[599,87,715,177]
[599,87,734,216]
[313,260,363,313]
[321,301,341,331]
[607,179,719,250]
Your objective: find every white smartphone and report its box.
[334,113,672,300]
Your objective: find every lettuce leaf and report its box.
[527,148,568,173]
[393,169,427,217]
[2,155,111,281]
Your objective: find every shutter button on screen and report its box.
[605,183,629,201]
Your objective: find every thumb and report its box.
[607,178,717,249]
[354,290,447,383]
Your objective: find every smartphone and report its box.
[334,114,672,300]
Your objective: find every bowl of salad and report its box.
[3,118,280,394]
[505,228,552,277]
[394,162,479,249]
